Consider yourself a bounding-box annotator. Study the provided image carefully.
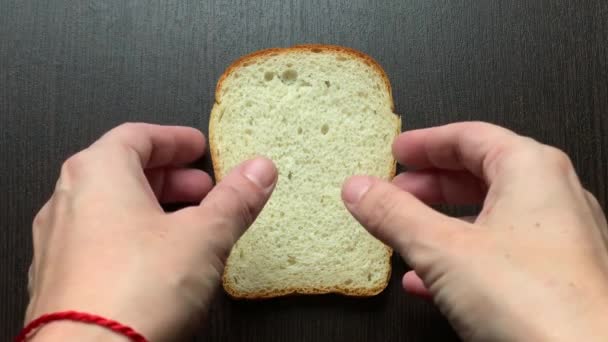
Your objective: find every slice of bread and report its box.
[209,45,401,298]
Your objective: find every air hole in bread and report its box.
[311,48,322,53]
[344,279,353,285]
[264,71,275,81]
[239,250,244,259]
[287,256,297,265]
[324,80,331,87]
[234,73,240,78]
[286,63,293,67]
[299,80,312,87]
[367,273,372,281]
[357,91,367,98]
[297,127,303,134]
[245,129,252,135]
[287,171,293,180]
[280,69,298,84]
[321,124,329,135]
[336,56,347,61]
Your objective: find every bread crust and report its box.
[209,44,400,299]
[213,44,394,110]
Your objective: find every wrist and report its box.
[25,295,157,341]
[27,321,130,342]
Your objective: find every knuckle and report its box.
[542,145,574,172]
[60,151,90,180]
[114,122,144,134]
[464,121,501,133]
[489,137,549,174]
[235,201,256,229]
[31,217,43,240]
[481,138,524,179]
[32,212,45,230]
[32,201,50,228]
[585,190,602,210]
[460,121,517,139]
[359,184,401,237]
[52,185,71,203]
[482,142,511,174]
[212,184,256,228]
[101,122,147,144]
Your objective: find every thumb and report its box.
[342,176,467,270]
[179,157,277,251]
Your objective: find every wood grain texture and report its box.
[1,0,607,340]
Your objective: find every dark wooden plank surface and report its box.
[1,0,607,340]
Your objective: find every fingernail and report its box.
[243,157,276,190]
[343,176,374,204]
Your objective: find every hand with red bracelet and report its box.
[25,123,277,342]
[342,122,608,341]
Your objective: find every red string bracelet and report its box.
[15,311,148,342]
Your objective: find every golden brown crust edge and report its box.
[208,103,223,182]
[213,44,394,111]
[209,44,401,299]
[222,262,392,299]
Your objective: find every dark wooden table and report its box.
[1,0,607,340]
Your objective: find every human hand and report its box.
[342,122,608,341]
[25,123,277,341]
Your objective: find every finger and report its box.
[458,216,478,223]
[342,176,470,269]
[403,270,432,299]
[146,168,214,203]
[392,122,519,181]
[58,124,206,208]
[93,123,206,169]
[391,122,583,217]
[177,157,277,251]
[392,170,486,205]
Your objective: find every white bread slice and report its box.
[209,45,401,298]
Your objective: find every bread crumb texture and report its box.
[210,45,400,298]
